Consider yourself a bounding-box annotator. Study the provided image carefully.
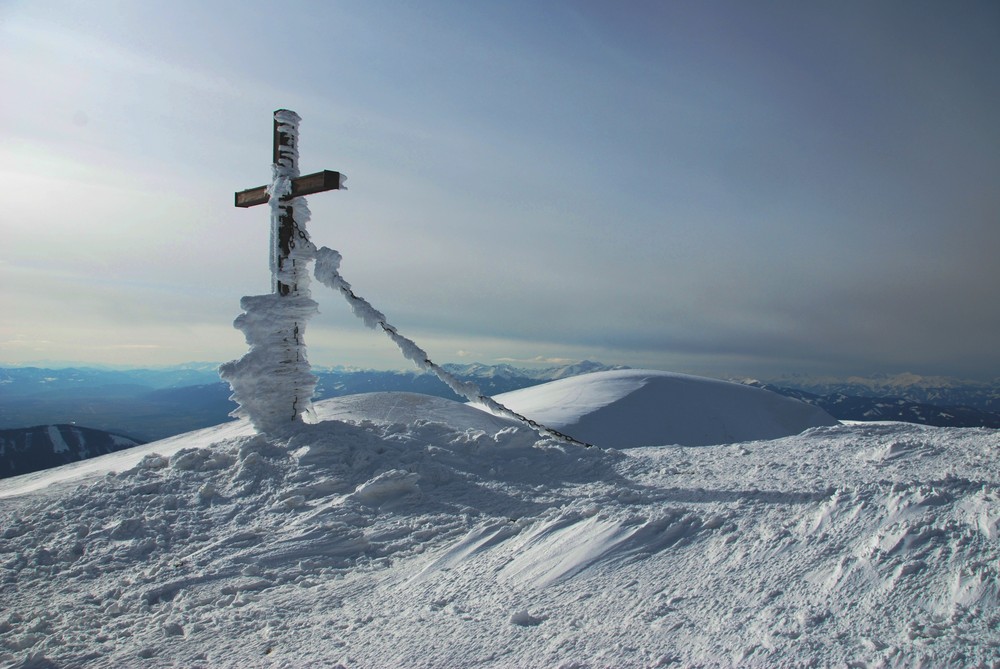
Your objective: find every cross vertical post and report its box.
[233,110,345,295]
[273,110,298,296]
[221,109,346,434]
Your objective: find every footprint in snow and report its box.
[510,609,545,626]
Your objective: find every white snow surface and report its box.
[1,378,998,668]
[487,369,839,448]
[46,426,69,455]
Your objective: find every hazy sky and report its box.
[2,1,998,379]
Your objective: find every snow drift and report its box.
[1,376,997,668]
[487,369,839,448]
[316,392,524,435]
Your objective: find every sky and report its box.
[1,0,998,380]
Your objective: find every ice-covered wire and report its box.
[313,247,595,448]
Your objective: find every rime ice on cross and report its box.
[234,109,346,295]
[220,110,346,433]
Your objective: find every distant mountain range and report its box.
[0,361,624,444]
[740,374,1000,428]
[755,372,1000,412]
[0,369,236,444]
[0,364,997,478]
[315,360,626,402]
[0,424,144,479]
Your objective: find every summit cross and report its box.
[234,108,346,296]
[220,109,345,433]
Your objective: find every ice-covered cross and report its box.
[220,110,345,433]
[234,109,346,296]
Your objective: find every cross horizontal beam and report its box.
[235,170,346,208]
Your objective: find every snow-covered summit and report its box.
[486,369,838,448]
[1,376,997,667]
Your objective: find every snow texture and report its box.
[487,369,839,448]
[221,110,319,434]
[0,375,998,668]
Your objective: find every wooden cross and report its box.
[234,109,345,296]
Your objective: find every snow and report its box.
[315,391,525,435]
[45,426,69,455]
[485,369,839,447]
[0,374,998,668]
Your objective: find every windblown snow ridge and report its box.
[0,412,997,668]
[487,369,839,448]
